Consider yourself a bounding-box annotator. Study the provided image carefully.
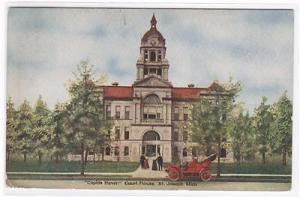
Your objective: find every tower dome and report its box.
[141,14,165,46]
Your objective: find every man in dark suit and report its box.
[157,154,163,171]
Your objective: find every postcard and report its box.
[5,4,296,194]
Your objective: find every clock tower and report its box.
[136,14,170,82]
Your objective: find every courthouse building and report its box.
[95,15,229,163]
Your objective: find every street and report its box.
[6,179,291,191]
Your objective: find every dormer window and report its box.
[150,51,156,62]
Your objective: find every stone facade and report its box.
[95,15,233,163]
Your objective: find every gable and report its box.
[133,76,172,87]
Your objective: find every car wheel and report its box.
[200,170,212,181]
[168,170,180,181]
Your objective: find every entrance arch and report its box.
[142,130,161,157]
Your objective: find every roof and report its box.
[141,14,165,44]
[98,85,207,101]
[172,87,208,101]
[97,82,222,101]
[102,86,133,100]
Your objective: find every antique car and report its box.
[166,153,216,181]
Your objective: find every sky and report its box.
[7,8,294,112]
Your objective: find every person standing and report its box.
[140,154,145,168]
[157,154,163,171]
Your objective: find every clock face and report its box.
[150,39,156,46]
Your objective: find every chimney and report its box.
[112,82,119,86]
[188,84,195,88]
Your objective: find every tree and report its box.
[32,96,53,164]
[65,60,111,175]
[253,96,273,164]
[6,97,17,161]
[190,79,241,177]
[15,100,34,162]
[271,92,292,165]
[228,105,255,164]
[50,103,69,163]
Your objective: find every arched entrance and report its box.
[142,130,161,157]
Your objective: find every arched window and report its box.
[105,147,111,155]
[150,51,156,62]
[143,130,160,141]
[144,94,160,104]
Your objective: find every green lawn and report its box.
[7,160,291,175]
[210,162,291,175]
[6,160,139,173]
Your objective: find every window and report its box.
[144,94,160,104]
[149,68,156,74]
[125,106,130,119]
[173,130,179,141]
[143,130,160,141]
[148,114,156,119]
[174,107,179,120]
[183,130,188,141]
[144,50,148,60]
[183,107,189,121]
[156,113,161,120]
[157,68,162,76]
[144,68,148,75]
[114,146,119,156]
[106,105,111,119]
[115,127,120,140]
[183,148,187,157]
[105,147,111,155]
[115,106,120,119]
[124,146,129,156]
[143,113,148,119]
[124,127,129,140]
[158,51,162,61]
[150,51,156,62]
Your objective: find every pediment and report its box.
[133,76,172,87]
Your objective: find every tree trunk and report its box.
[23,153,27,162]
[93,152,96,164]
[205,143,211,156]
[262,152,266,164]
[81,143,85,175]
[236,156,241,165]
[85,149,89,165]
[101,147,105,161]
[7,151,10,162]
[50,155,53,161]
[38,153,42,165]
[217,138,221,177]
[282,148,287,166]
